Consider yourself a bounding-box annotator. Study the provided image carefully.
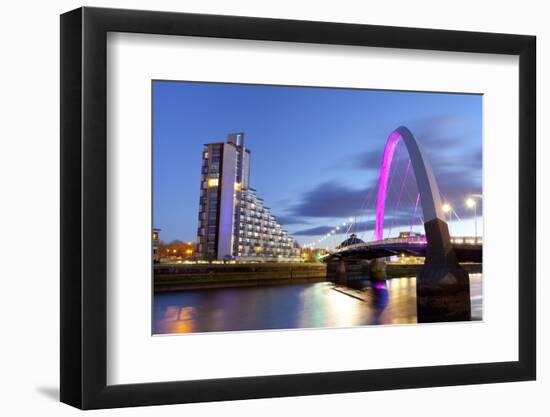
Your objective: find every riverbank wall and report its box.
[154,261,482,292]
[386,262,482,277]
[154,263,326,292]
[325,260,482,283]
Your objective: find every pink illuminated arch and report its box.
[375,126,444,241]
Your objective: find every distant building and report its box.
[398,231,423,239]
[152,228,161,263]
[338,233,364,248]
[300,248,326,263]
[197,133,300,261]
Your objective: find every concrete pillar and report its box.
[417,218,471,322]
[336,260,347,283]
[369,259,387,281]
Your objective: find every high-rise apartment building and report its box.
[197,133,300,261]
[152,228,161,263]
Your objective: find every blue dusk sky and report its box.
[153,81,482,245]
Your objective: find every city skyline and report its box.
[153,80,482,245]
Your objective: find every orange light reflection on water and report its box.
[156,306,196,334]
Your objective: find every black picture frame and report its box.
[60,6,536,410]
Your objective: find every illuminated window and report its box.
[208,178,219,187]
[203,152,208,159]
[234,182,242,191]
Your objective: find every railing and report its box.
[332,236,483,254]
[449,237,483,245]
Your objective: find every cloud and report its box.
[352,148,383,171]
[287,180,377,219]
[293,226,334,236]
[275,215,308,226]
[344,114,481,174]
[392,115,483,218]
[288,114,482,236]
[294,219,377,237]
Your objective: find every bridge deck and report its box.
[323,238,482,263]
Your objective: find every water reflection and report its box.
[154,274,482,334]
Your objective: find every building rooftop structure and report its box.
[338,233,364,248]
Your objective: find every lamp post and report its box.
[466,197,477,242]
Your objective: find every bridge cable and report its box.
[381,141,405,240]
[388,158,411,238]
[409,193,420,239]
[386,145,410,238]
[391,152,423,220]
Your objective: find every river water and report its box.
[153,274,482,334]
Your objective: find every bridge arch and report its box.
[375,126,444,241]
[371,126,471,322]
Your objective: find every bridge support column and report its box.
[336,260,347,283]
[417,218,471,323]
[326,259,371,283]
[369,259,387,281]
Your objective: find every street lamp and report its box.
[466,197,477,242]
[442,203,452,220]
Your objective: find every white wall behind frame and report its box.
[1,1,545,417]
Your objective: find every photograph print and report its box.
[152,81,482,335]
